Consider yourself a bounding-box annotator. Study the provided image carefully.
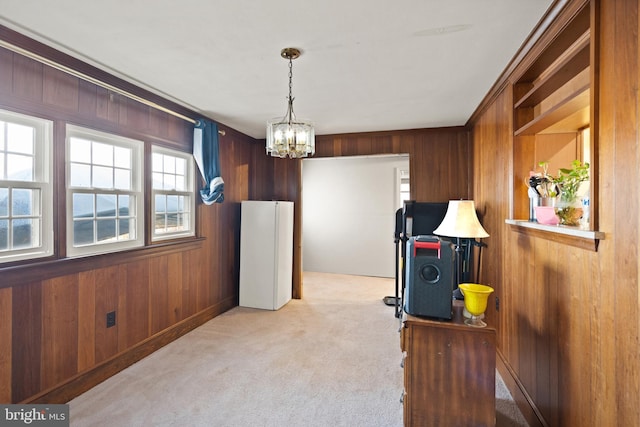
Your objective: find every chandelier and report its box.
[266,48,315,158]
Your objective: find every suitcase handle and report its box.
[413,240,441,258]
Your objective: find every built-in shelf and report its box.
[514,85,590,136]
[512,1,591,136]
[514,30,590,110]
[506,219,604,251]
[511,1,596,252]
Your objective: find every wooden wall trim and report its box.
[467,0,575,126]
[496,349,545,427]
[0,96,191,149]
[24,296,235,404]
[0,24,198,125]
[312,125,469,140]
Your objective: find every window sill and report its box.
[505,219,604,251]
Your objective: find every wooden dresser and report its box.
[401,300,496,427]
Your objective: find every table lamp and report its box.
[433,200,489,299]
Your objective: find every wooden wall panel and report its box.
[41,275,79,391]
[0,26,257,404]
[471,87,512,361]
[12,54,43,100]
[43,67,79,111]
[196,203,216,310]
[77,79,98,119]
[0,287,12,402]
[121,97,149,131]
[167,253,183,325]
[149,256,170,335]
[119,262,150,348]
[94,266,119,363]
[218,204,241,303]
[11,282,42,402]
[0,47,13,94]
[149,106,169,139]
[96,87,120,124]
[181,249,198,319]
[469,1,640,425]
[596,1,639,426]
[77,271,96,372]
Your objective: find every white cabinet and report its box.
[239,201,294,310]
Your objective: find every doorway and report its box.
[301,154,409,278]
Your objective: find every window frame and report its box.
[0,109,53,264]
[151,145,196,242]
[65,125,145,258]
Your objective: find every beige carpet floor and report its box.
[69,272,528,427]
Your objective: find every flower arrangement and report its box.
[529,160,589,225]
[535,159,590,225]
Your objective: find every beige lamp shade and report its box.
[433,200,489,238]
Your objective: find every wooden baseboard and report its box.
[496,349,547,427]
[23,297,236,404]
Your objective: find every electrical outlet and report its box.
[495,297,500,312]
[106,311,116,328]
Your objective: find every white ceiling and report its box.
[0,1,553,139]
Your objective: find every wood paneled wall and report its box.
[470,0,640,425]
[258,128,472,298]
[0,29,261,403]
[313,130,472,202]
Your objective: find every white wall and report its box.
[302,154,409,278]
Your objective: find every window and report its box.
[0,110,53,264]
[66,125,144,257]
[151,146,195,241]
[399,168,410,205]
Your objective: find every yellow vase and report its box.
[458,283,494,327]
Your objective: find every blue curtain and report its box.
[193,119,224,204]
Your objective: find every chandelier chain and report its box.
[286,57,294,124]
[288,57,293,100]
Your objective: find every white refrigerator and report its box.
[239,200,294,310]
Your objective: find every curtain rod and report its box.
[0,39,225,135]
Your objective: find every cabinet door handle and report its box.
[400,351,407,368]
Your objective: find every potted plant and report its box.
[552,159,590,225]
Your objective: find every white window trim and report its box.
[0,110,53,264]
[151,145,196,242]
[65,125,144,258]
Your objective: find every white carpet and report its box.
[69,272,527,427]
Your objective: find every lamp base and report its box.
[465,315,488,328]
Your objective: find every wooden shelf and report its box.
[505,219,604,251]
[538,104,589,134]
[514,30,590,109]
[514,85,589,136]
